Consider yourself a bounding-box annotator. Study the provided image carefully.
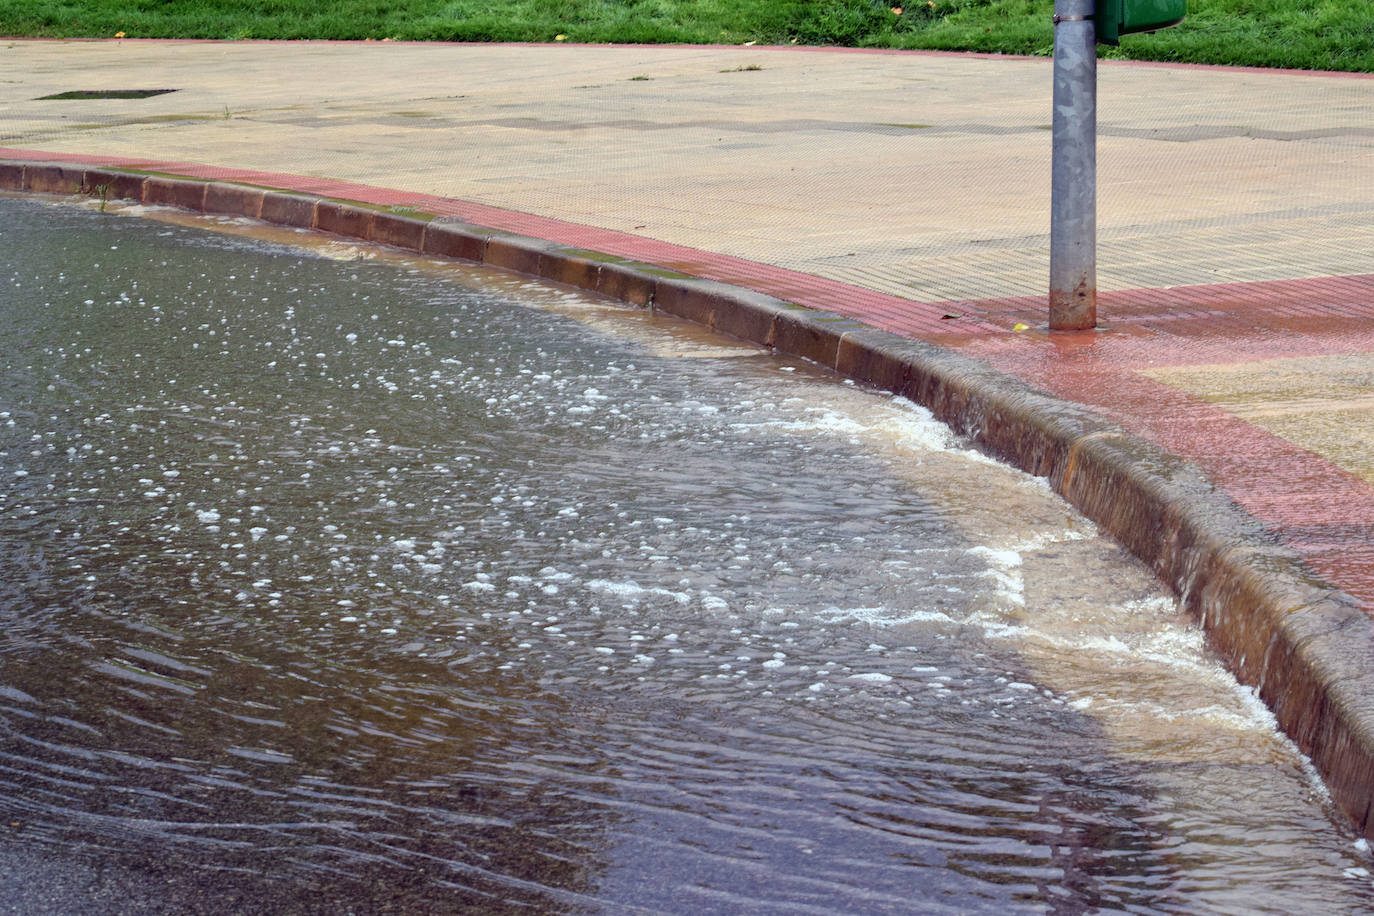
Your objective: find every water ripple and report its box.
[0,197,1369,913]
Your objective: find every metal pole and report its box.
[1049,0,1097,330]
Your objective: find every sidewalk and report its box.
[3,39,1374,826]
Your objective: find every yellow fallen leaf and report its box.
[114,31,126,38]
[555,34,567,41]
[1012,323,1029,332]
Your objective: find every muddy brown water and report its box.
[1,195,1371,913]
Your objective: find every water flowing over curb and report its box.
[6,157,1373,836]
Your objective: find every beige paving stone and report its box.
[1143,355,1374,485]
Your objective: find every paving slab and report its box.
[2,37,1374,828]
[3,40,1372,300]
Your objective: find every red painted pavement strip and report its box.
[7,147,1373,611]
[926,275,1374,341]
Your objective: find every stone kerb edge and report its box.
[6,158,1374,836]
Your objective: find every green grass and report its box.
[2,0,1369,72]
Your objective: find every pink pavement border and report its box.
[5,153,1374,839]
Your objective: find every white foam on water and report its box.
[814,606,958,627]
[744,397,965,455]
[967,545,1023,569]
[969,618,1032,641]
[966,545,1027,610]
[585,579,692,606]
[1011,527,1097,550]
[461,580,496,593]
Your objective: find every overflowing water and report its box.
[1,195,1370,913]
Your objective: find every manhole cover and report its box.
[36,89,179,100]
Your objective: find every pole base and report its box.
[1049,284,1096,331]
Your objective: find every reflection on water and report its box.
[0,196,1370,913]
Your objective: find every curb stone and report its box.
[5,158,1373,836]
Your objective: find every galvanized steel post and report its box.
[1049,0,1098,330]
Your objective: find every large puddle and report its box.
[1,195,1371,913]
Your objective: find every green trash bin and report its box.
[1095,0,1186,44]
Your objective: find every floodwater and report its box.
[0,195,1370,914]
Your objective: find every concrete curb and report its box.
[6,158,1374,835]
